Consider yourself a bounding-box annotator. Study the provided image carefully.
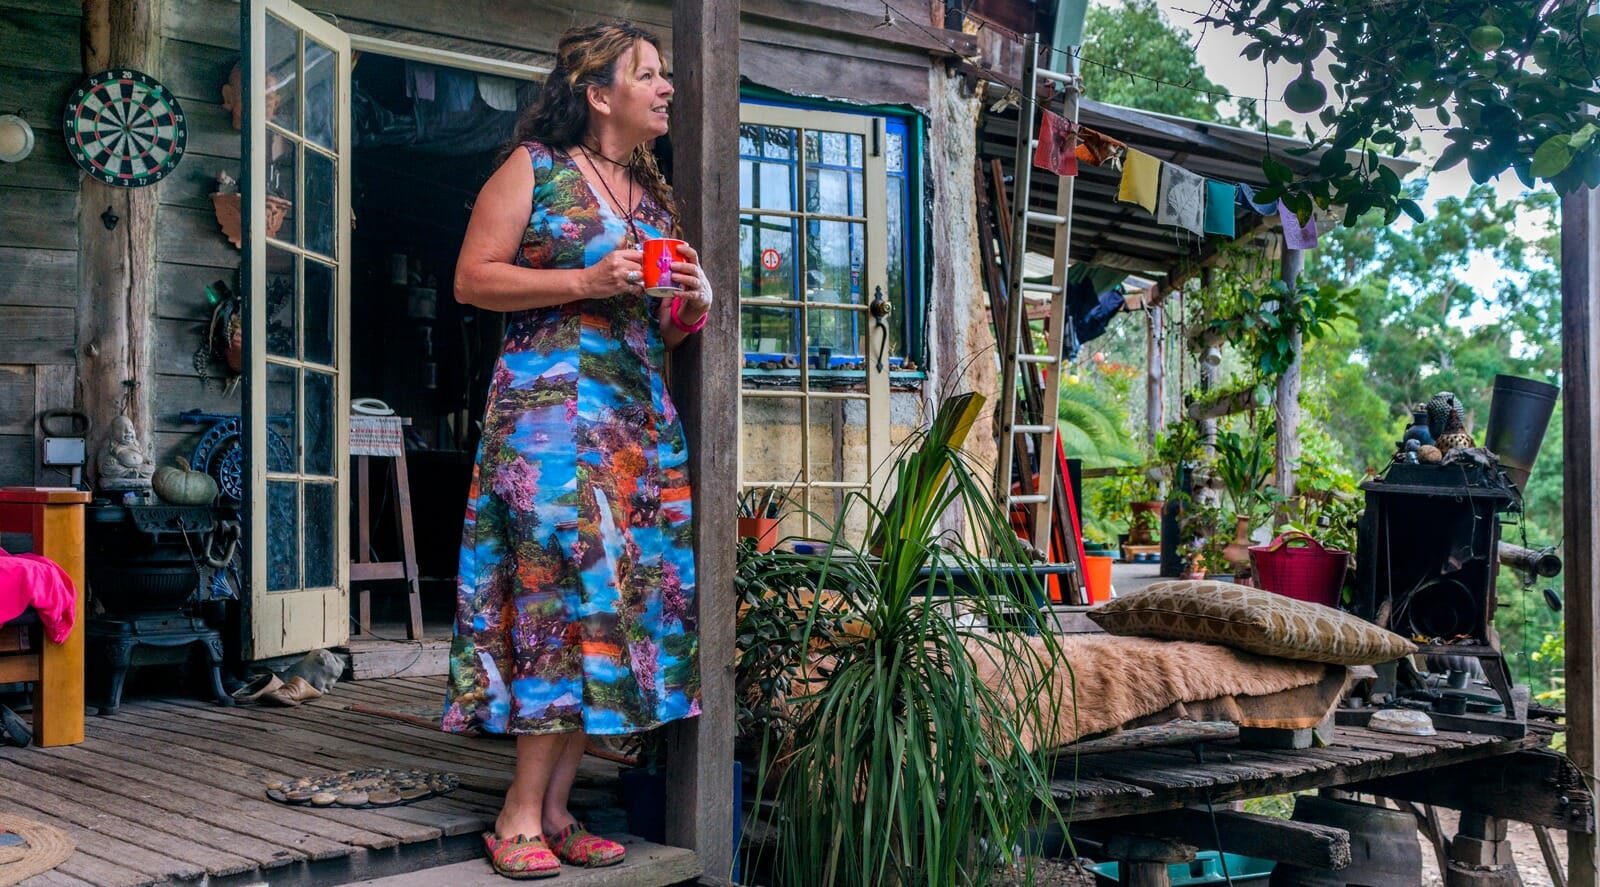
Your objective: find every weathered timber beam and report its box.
[1149,218,1277,309]
[742,0,976,57]
[1083,807,1351,870]
[1345,750,1593,834]
[1499,541,1562,578]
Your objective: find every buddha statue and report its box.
[97,415,154,490]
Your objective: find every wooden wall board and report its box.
[0,305,75,363]
[740,38,930,109]
[160,150,240,212]
[305,0,671,60]
[32,362,74,484]
[0,62,77,113]
[0,365,36,433]
[151,373,235,432]
[0,246,77,308]
[160,37,238,103]
[162,0,236,49]
[156,258,237,320]
[0,8,82,73]
[0,433,33,486]
[0,187,78,251]
[182,101,241,156]
[3,0,81,15]
[0,138,82,193]
[158,205,243,267]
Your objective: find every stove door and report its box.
[242,0,351,658]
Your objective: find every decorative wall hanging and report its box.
[62,69,187,187]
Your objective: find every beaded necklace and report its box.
[578,144,643,248]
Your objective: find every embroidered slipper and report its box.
[483,831,560,879]
[544,822,625,867]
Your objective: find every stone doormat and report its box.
[0,812,75,887]
[265,768,460,808]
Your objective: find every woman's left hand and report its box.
[671,245,712,322]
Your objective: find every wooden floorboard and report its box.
[349,835,702,886]
[2,675,672,887]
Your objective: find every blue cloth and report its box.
[1205,179,1237,237]
[1236,182,1278,215]
[1065,279,1124,359]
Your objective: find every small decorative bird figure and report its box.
[1436,407,1475,454]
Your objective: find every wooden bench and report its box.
[0,487,89,746]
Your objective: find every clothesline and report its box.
[1033,109,1319,250]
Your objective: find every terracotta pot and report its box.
[737,516,779,553]
[210,192,293,249]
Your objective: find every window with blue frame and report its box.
[738,100,923,377]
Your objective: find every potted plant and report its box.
[744,393,1071,887]
[1213,428,1272,570]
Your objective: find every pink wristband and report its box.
[670,297,707,334]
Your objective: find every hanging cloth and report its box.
[1236,182,1279,215]
[1118,148,1160,214]
[406,62,436,101]
[1156,162,1205,235]
[1075,126,1125,168]
[1032,110,1078,177]
[1278,199,1319,250]
[1204,179,1238,237]
[477,75,520,111]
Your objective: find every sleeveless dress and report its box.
[442,141,700,737]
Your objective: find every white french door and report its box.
[242,0,351,658]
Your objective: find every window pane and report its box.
[803,130,820,164]
[303,149,336,258]
[303,369,334,477]
[808,220,865,305]
[742,305,797,358]
[266,480,299,591]
[740,213,798,301]
[847,134,863,169]
[267,361,299,472]
[303,481,335,588]
[807,307,864,364]
[820,132,846,166]
[265,246,296,358]
[806,167,861,217]
[265,15,298,133]
[741,396,802,484]
[762,125,795,160]
[304,258,335,365]
[739,123,759,157]
[266,132,297,246]
[887,178,906,362]
[756,161,793,212]
[886,131,904,173]
[304,38,336,151]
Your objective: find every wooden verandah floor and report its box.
[0,676,698,887]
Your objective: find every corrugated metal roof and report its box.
[978,95,1421,282]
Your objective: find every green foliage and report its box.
[1199,0,1600,222]
[1083,0,1292,133]
[748,397,1070,887]
[1058,383,1141,469]
[1205,276,1355,404]
[1214,428,1272,522]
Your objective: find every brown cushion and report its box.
[1087,580,1416,666]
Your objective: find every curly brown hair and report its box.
[510,20,677,226]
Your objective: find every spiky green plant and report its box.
[747,394,1073,887]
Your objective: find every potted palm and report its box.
[744,393,1071,887]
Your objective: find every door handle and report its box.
[870,285,891,373]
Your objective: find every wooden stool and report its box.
[350,418,422,640]
[0,487,90,746]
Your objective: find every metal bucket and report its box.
[1269,796,1420,887]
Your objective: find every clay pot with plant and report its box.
[1214,428,1272,571]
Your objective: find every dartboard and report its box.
[62,69,187,187]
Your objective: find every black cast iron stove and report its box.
[86,503,239,714]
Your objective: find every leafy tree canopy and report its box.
[1198,0,1600,225]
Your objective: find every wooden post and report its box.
[1197,267,1219,454]
[1564,182,1600,887]
[666,1,739,883]
[1146,294,1163,448]
[77,0,160,482]
[1274,248,1304,504]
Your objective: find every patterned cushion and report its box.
[1087,580,1416,666]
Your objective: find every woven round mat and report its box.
[0,812,74,887]
[265,768,459,809]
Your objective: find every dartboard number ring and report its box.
[62,69,187,188]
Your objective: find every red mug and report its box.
[642,238,687,295]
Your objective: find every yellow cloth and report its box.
[1118,148,1161,214]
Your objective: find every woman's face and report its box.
[596,40,673,141]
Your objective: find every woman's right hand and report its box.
[583,249,645,299]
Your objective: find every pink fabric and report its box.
[0,552,77,644]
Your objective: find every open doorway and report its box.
[344,51,534,653]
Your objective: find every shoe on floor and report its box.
[260,675,323,707]
[230,673,284,704]
[0,705,31,746]
[484,832,560,879]
[544,822,625,867]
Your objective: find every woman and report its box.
[443,20,708,880]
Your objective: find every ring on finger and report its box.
[626,270,643,284]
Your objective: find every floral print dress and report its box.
[443,141,700,737]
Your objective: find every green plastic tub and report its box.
[1088,851,1275,885]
